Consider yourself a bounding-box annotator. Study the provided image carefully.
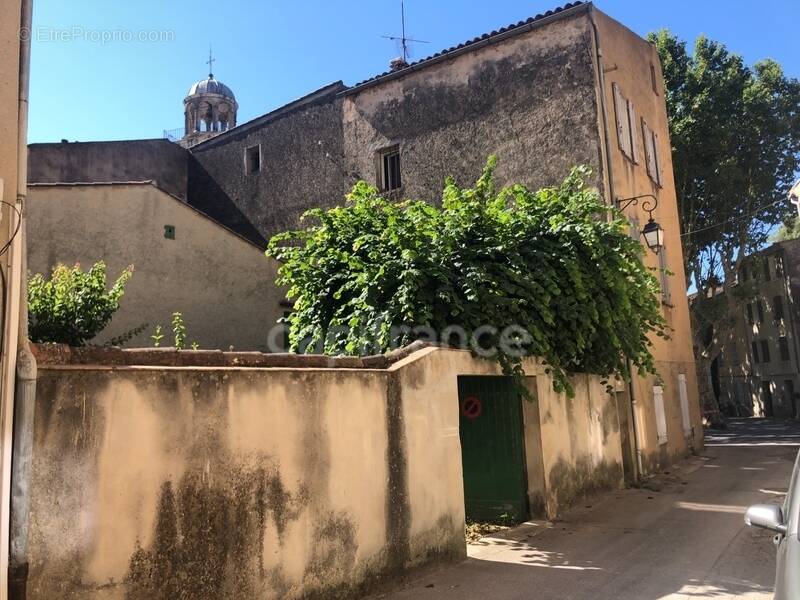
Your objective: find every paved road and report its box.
[375,419,800,600]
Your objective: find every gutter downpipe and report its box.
[588,7,644,481]
[7,0,36,597]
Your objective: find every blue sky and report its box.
[28,0,800,143]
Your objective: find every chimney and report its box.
[390,57,409,72]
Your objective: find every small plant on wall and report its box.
[28,261,134,346]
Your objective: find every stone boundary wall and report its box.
[24,343,681,598]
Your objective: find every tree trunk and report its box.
[695,354,724,427]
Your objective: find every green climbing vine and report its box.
[267,158,668,395]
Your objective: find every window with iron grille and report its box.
[378,146,401,191]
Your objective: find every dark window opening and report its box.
[774,296,784,321]
[761,339,771,363]
[740,264,749,282]
[746,303,754,325]
[246,145,261,174]
[775,255,785,278]
[751,341,760,363]
[650,64,659,95]
[380,147,401,191]
[757,300,765,323]
[780,337,791,362]
[763,258,771,281]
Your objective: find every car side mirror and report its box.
[745,504,787,535]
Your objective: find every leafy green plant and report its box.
[171,312,187,350]
[151,325,164,347]
[267,158,667,395]
[190,341,199,351]
[28,262,133,346]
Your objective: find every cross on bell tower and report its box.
[206,46,215,78]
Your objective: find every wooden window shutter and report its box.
[612,83,631,158]
[627,100,640,164]
[652,131,662,186]
[642,119,656,181]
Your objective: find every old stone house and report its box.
[714,238,800,418]
[27,139,285,350]
[27,0,701,525]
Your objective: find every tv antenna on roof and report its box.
[382,1,429,66]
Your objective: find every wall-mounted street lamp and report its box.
[616,193,664,254]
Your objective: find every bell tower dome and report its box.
[181,50,238,148]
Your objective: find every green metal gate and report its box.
[457,376,528,523]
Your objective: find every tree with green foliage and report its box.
[268,158,667,395]
[649,30,800,415]
[28,261,134,346]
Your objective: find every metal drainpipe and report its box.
[589,8,644,481]
[9,0,36,597]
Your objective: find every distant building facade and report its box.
[715,239,800,418]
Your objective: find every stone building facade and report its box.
[188,2,703,473]
[28,1,703,477]
[715,238,800,418]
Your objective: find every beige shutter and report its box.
[678,374,691,437]
[642,119,655,180]
[653,385,668,445]
[652,131,662,186]
[627,100,640,164]
[612,83,631,158]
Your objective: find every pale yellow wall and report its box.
[0,0,21,206]
[592,9,704,466]
[27,183,284,351]
[27,346,635,598]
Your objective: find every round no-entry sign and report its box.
[461,395,482,419]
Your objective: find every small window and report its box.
[774,296,784,321]
[761,339,771,363]
[757,300,765,323]
[245,145,261,174]
[650,64,659,95]
[642,118,662,187]
[751,341,760,364]
[164,224,175,240]
[746,303,754,325]
[379,146,401,191]
[763,257,771,281]
[780,337,791,362]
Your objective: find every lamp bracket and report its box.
[615,194,659,221]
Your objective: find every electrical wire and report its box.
[0,200,22,257]
[679,197,787,238]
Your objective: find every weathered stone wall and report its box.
[342,12,602,204]
[25,344,636,598]
[189,12,602,241]
[28,140,190,200]
[190,85,349,240]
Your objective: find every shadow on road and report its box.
[372,418,799,600]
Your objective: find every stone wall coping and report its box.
[31,340,442,371]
